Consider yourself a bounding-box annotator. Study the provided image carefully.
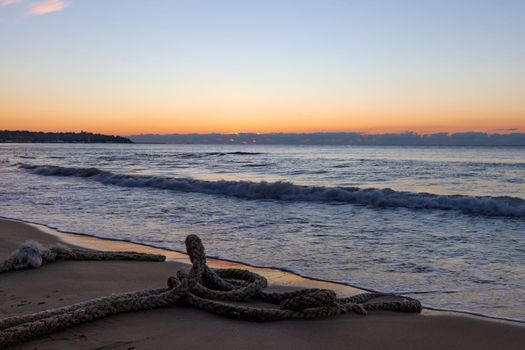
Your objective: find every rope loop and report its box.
[0,235,422,348]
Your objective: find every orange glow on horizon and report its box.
[2,87,523,136]
[1,112,523,136]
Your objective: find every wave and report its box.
[18,163,525,218]
[177,151,265,158]
[225,151,265,155]
[241,163,271,167]
[332,159,525,170]
[96,151,265,162]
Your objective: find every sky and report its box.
[0,0,524,135]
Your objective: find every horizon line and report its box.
[3,129,525,137]
[127,130,525,137]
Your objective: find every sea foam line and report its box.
[18,163,525,218]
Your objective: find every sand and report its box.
[0,218,524,349]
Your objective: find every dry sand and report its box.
[0,218,524,349]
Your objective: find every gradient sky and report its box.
[1,0,524,135]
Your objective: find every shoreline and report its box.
[1,215,524,325]
[1,217,524,349]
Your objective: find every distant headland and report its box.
[0,131,133,144]
[129,131,525,146]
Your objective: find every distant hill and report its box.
[0,130,133,143]
[129,132,525,146]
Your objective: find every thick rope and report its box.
[0,241,165,273]
[0,235,422,348]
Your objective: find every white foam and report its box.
[19,163,525,218]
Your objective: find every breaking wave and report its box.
[18,163,525,218]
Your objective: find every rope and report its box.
[0,235,422,348]
[0,240,165,273]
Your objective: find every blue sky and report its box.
[1,0,524,134]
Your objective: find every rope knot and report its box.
[280,289,336,311]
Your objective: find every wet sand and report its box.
[1,218,524,349]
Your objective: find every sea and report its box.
[0,143,524,320]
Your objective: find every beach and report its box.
[3,144,524,320]
[1,218,524,349]
[2,1,524,348]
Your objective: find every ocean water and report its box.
[0,143,524,320]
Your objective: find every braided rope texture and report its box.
[0,235,422,348]
[0,241,165,273]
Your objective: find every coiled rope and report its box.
[0,235,422,348]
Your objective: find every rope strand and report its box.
[0,240,165,273]
[0,235,422,348]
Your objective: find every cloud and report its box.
[493,128,519,131]
[29,0,67,15]
[1,0,21,6]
